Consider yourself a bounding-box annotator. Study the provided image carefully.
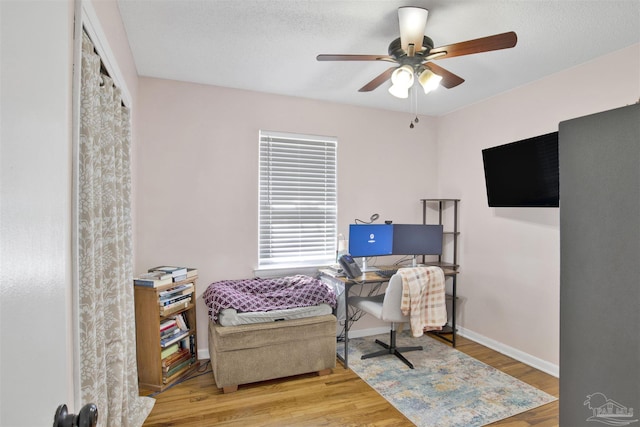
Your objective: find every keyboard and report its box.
[375,269,398,278]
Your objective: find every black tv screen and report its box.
[482,132,559,207]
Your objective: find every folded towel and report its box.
[398,266,447,337]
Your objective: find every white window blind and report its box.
[259,130,337,267]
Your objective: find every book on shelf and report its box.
[186,268,198,278]
[160,343,180,359]
[181,336,193,354]
[159,319,177,332]
[162,349,192,372]
[160,326,181,341]
[163,357,195,380]
[163,357,196,384]
[172,312,189,331]
[133,271,173,287]
[158,293,191,307]
[159,296,192,315]
[158,289,193,304]
[164,357,194,377]
[158,283,194,299]
[160,329,190,348]
[162,347,190,368]
[148,266,188,279]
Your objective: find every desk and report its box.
[319,266,458,369]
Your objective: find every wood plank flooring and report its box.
[140,335,558,426]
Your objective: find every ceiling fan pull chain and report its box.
[414,85,420,124]
[410,84,419,128]
[409,85,414,128]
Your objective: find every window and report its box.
[259,130,337,268]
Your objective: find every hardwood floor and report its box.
[140,335,558,426]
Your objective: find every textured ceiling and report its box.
[117,0,640,116]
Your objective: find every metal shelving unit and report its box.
[420,198,460,346]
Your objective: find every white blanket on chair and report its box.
[398,267,447,337]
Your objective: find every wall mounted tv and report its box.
[482,131,559,207]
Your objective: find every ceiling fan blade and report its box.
[429,31,517,60]
[398,6,429,53]
[359,67,396,92]
[423,62,465,89]
[316,54,394,62]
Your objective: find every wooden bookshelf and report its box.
[134,275,199,391]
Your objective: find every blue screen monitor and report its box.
[392,224,443,255]
[348,224,394,257]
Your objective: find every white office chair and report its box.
[348,273,423,369]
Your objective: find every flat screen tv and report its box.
[348,224,393,257]
[392,224,443,255]
[482,132,559,207]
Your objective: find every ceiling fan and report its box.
[316,6,517,98]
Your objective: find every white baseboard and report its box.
[198,348,210,360]
[347,325,559,378]
[457,326,559,378]
[197,325,559,379]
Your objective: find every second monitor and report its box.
[392,224,443,256]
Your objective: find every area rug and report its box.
[342,332,557,427]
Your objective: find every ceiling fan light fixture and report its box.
[389,65,414,98]
[398,6,428,52]
[316,8,518,100]
[391,65,414,88]
[388,83,410,99]
[418,68,443,94]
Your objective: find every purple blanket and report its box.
[203,275,337,322]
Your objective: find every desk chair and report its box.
[348,273,423,369]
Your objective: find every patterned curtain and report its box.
[79,31,154,427]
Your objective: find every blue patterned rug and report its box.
[342,332,557,427]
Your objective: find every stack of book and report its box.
[148,266,198,283]
[158,282,194,316]
[160,311,196,384]
[134,266,198,288]
[160,337,195,384]
[159,318,189,348]
[133,271,173,287]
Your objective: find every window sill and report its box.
[253,265,330,278]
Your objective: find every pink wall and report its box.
[80,0,639,378]
[134,79,439,352]
[134,44,639,371]
[437,44,640,372]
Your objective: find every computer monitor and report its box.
[348,224,393,257]
[392,224,443,256]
